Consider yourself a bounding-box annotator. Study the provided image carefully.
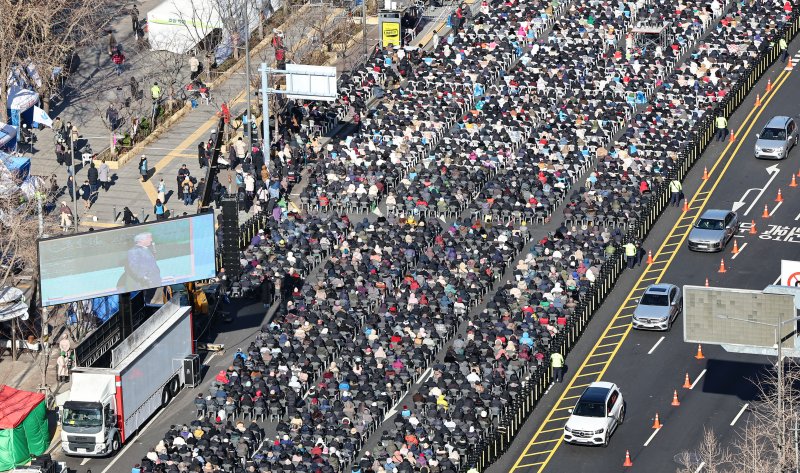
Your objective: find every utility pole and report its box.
[244,0,254,151]
[362,0,368,63]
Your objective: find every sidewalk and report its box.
[63,15,385,226]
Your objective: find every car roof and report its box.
[765,115,792,128]
[644,283,674,293]
[580,382,616,402]
[699,209,730,220]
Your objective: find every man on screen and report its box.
[119,232,162,290]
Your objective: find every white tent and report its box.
[6,86,38,112]
[147,0,266,54]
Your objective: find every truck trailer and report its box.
[60,300,194,456]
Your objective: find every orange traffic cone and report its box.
[729,130,735,143]
[623,450,633,467]
[755,94,762,107]
[776,188,784,202]
[732,239,739,255]
[647,250,654,265]
[671,390,681,407]
[695,344,705,360]
[797,169,800,177]
[718,258,727,273]
[683,199,689,212]
[652,413,662,429]
[750,220,757,234]
[791,174,798,188]
[705,277,709,287]
[702,166,709,180]
[789,57,794,69]
[683,373,692,389]
[767,78,773,92]
[763,205,771,218]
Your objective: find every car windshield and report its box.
[761,127,787,141]
[62,406,102,428]
[573,400,606,417]
[695,218,724,230]
[640,293,669,306]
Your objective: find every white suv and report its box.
[563,381,625,447]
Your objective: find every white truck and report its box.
[60,300,194,456]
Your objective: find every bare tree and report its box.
[0,0,124,120]
[676,428,733,473]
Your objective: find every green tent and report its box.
[0,386,48,470]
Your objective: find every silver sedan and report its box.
[632,284,682,331]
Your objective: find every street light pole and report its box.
[243,0,254,152]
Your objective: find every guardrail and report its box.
[465,10,800,472]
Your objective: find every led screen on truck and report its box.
[39,213,216,306]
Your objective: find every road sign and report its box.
[683,285,797,351]
[781,260,800,286]
[284,64,337,102]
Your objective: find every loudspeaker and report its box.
[183,354,201,387]
[219,197,240,279]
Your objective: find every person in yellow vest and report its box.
[551,351,565,383]
[623,240,637,269]
[715,115,728,141]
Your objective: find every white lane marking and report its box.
[100,404,159,473]
[81,458,90,466]
[731,403,749,426]
[743,164,780,216]
[695,461,706,472]
[648,336,665,354]
[203,353,217,365]
[769,201,782,216]
[794,211,800,221]
[731,242,747,259]
[644,426,661,446]
[775,275,782,284]
[690,369,707,390]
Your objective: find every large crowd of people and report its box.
[134,0,793,470]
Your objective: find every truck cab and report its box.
[61,375,119,456]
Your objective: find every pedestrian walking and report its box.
[98,159,111,191]
[80,180,92,210]
[154,199,167,220]
[122,206,137,225]
[57,352,71,382]
[669,178,683,207]
[189,55,201,80]
[780,37,789,62]
[182,176,195,205]
[139,155,148,182]
[198,142,207,168]
[550,351,565,383]
[66,175,75,201]
[623,240,637,269]
[131,5,140,39]
[60,202,73,230]
[87,162,99,195]
[151,82,162,102]
[715,114,728,141]
[111,48,126,76]
[157,179,166,203]
[195,178,206,210]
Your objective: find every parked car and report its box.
[687,209,739,252]
[564,381,625,447]
[754,115,798,159]
[632,284,682,331]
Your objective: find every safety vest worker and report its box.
[715,115,728,141]
[551,351,565,383]
[151,82,162,101]
[623,241,637,269]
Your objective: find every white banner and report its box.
[781,259,800,286]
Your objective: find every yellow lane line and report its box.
[509,68,792,472]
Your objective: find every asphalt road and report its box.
[51,299,275,473]
[490,44,800,473]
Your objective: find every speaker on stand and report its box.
[219,197,240,281]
